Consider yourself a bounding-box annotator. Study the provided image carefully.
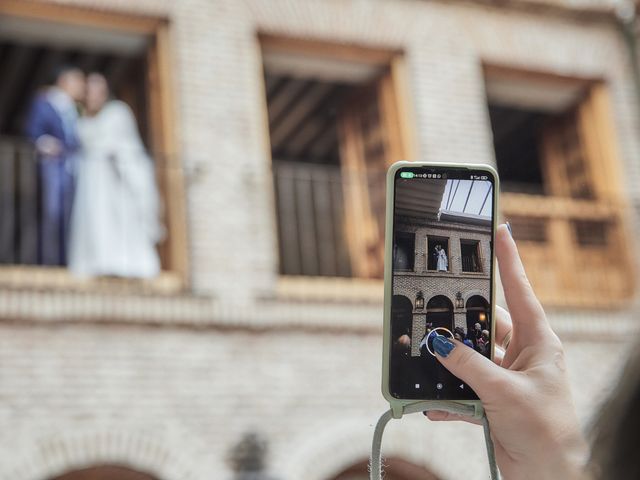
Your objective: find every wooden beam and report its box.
[152,22,189,287]
[0,0,162,34]
[389,55,418,160]
[268,78,311,128]
[501,192,618,220]
[269,81,333,148]
[259,33,398,66]
[285,84,346,156]
[483,62,597,88]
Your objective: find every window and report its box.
[460,240,481,273]
[489,104,545,195]
[485,64,633,306]
[393,232,415,271]
[262,35,415,280]
[426,236,449,272]
[0,2,187,290]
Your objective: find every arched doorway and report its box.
[466,295,489,353]
[391,294,413,339]
[425,295,454,333]
[390,295,414,396]
[330,457,440,480]
[49,465,159,480]
[411,295,454,398]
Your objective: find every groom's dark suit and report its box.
[25,91,79,266]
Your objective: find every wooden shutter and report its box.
[540,109,594,199]
[533,85,634,305]
[338,68,406,278]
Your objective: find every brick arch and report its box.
[2,428,207,480]
[425,293,456,309]
[463,290,486,305]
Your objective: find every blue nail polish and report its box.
[433,335,455,357]
[506,222,513,237]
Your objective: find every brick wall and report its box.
[1,1,640,479]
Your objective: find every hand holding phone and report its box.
[383,162,498,403]
[427,225,588,480]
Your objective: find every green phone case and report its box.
[381,161,500,418]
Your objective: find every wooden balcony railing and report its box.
[0,136,183,293]
[502,192,634,307]
[273,160,354,278]
[0,137,38,265]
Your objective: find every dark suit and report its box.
[25,92,79,266]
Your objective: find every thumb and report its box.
[432,335,507,402]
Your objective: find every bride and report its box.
[435,245,448,272]
[69,73,163,278]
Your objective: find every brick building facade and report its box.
[0,1,639,479]
[393,214,492,355]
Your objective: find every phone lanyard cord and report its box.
[370,401,500,480]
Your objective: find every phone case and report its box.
[382,161,500,418]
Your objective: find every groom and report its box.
[25,65,85,266]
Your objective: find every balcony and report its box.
[0,136,183,294]
[502,192,634,308]
[272,159,634,308]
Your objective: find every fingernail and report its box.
[505,222,513,237]
[433,335,455,357]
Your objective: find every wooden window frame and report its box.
[0,0,189,293]
[486,63,634,308]
[259,34,418,300]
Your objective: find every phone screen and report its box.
[389,166,495,400]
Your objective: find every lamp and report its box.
[415,291,425,310]
[455,291,464,309]
[479,311,487,323]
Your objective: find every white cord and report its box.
[370,401,500,480]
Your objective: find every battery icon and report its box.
[400,172,415,179]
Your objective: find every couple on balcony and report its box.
[25,65,162,278]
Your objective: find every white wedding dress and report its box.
[437,249,448,271]
[69,100,163,278]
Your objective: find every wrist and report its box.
[546,431,589,480]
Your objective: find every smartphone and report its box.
[382,162,498,404]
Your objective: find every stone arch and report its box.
[329,457,440,480]
[51,465,158,480]
[1,427,211,480]
[277,414,484,480]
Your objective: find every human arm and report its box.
[24,98,63,158]
[428,224,589,480]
